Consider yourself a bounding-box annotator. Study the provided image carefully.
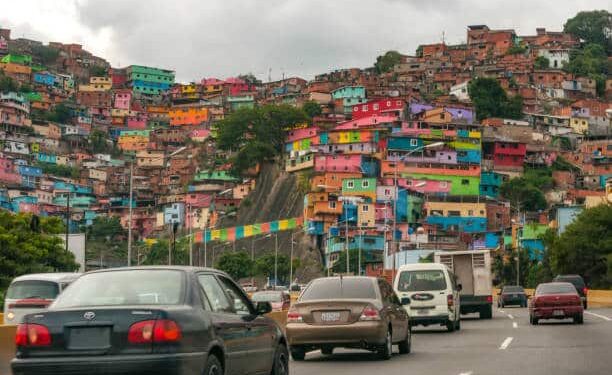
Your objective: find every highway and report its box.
[290,306,612,375]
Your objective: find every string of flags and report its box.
[194,216,304,244]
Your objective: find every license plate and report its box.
[418,309,429,315]
[321,312,341,322]
[68,327,111,350]
[553,310,564,317]
[512,294,518,298]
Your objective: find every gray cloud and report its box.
[5,0,610,82]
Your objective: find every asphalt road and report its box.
[290,306,612,375]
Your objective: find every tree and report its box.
[238,73,261,86]
[215,105,308,175]
[89,129,112,153]
[468,77,524,121]
[0,212,79,308]
[0,75,18,93]
[302,100,322,118]
[331,250,361,275]
[563,43,609,97]
[87,216,126,242]
[545,204,612,288]
[374,50,402,74]
[564,10,612,54]
[46,103,72,123]
[506,45,527,55]
[214,252,254,280]
[36,162,80,179]
[254,252,291,284]
[90,65,108,77]
[534,56,550,70]
[500,177,547,212]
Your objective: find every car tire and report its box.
[583,301,587,310]
[377,330,393,360]
[290,346,306,361]
[203,354,223,375]
[499,301,504,308]
[271,344,289,375]
[479,305,493,319]
[446,319,455,332]
[398,327,411,354]
[574,314,584,325]
[321,347,333,355]
[455,317,461,331]
[530,315,538,325]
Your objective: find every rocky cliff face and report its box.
[219,161,323,283]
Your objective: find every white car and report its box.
[3,273,80,325]
[393,263,461,332]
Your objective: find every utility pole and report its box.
[65,193,70,253]
[358,224,362,276]
[290,231,296,286]
[516,204,521,286]
[345,206,350,274]
[274,233,278,288]
[204,226,208,267]
[188,205,193,266]
[127,162,133,267]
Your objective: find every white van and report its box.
[3,273,80,325]
[393,263,461,332]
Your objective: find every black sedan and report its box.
[12,266,289,375]
[497,285,528,308]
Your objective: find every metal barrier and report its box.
[0,325,16,375]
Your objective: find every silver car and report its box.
[3,273,80,324]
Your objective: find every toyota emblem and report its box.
[83,311,96,320]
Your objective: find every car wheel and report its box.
[455,317,461,331]
[204,354,223,375]
[446,319,455,332]
[398,326,411,354]
[574,314,584,325]
[583,301,587,310]
[499,302,504,308]
[530,315,538,325]
[377,330,393,360]
[321,347,333,355]
[290,346,306,361]
[271,344,289,375]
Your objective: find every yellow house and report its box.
[569,117,589,134]
[88,169,107,182]
[357,202,376,227]
[136,150,165,168]
[426,201,487,217]
[79,76,112,92]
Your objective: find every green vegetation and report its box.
[90,65,108,77]
[0,74,18,93]
[302,100,322,118]
[89,129,113,154]
[374,50,402,74]
[493,247,553,288]
[0,212,79,309]
[563,43,609,97]
[45,103,73,123]
[253,252,298,284]
[468,77,523,121]
[31,45,59,65]
[544,204,612,289]
[214,251,254,280]
[215,105,308,176]
[331,249,362,275]
[238,73,262,86]
[534,56,550,70]
[506,44,527,55]
[564,10,612,54]
[500,177,547,212]
[36,162,80,179]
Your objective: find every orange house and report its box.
[169,106,209,126]
[310,172,362,192]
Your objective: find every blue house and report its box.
[426,216,487,233]
[33,72,56,86]
[480,171,505,198]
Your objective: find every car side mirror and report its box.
[255,301,272,315]
[457,284,463,292]
[400,297,411,306]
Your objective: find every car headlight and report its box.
[6,311,15,321]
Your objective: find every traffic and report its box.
[3,260,600,375]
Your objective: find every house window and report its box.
[384,188,391,195]
[347,181,355,189]
[373,104,379,110]
[440,181,448,188]
[448,210,461,217]
[410,139,418,147]
[329,201,337,209]
[362,205,369,212]
[362,180,369,188]
[461,179,469,185]
[468,210,474,216]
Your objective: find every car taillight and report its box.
[583,287,588,295]
[447,294,454,308]
[15,323,51,347]
[287,308,303,323]
[128,319,181,344]
[359,305,381,321]
[486,295,493,304]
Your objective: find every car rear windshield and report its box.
[252,292,283,302]
[6,280,59,300]
[503,286,524,293]
[397,270,447,292]
[553,276,585,288]
[300,278,377,300]
[52,270,184,308]
[537,283,577,295]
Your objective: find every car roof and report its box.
[537,282,575,288]
[397,263,448,271]
[84,265,228,276]
[11,273,81,283]
[554,274,584,280]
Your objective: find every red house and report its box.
[493,141,526,171]
[351,98,405,120]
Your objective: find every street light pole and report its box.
[127,162,133,267]
[358,224,362,276]
[274,232,278,288]
[345,204,350,274]
[290,231,297,285]
[188,204,193,266]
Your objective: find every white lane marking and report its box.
[513,322,518,329]
[585,311,612,321]
[459,372,473,375]
[499,337,513,350]
[507,314,514,319]
[499,309,505,313]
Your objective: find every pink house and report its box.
[185,192,213,208]
[127,113,147,129]
[381,177,452,195]
[114,90,131,110]
[225,77,251,96]
[351,98,405,120]
[314,155,363,173]
[19,202,40,214]
[286,127,319,143]
[335,115,399,130]
[0,158,21,184]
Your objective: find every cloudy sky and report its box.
[0,0,608,82]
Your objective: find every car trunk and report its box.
[5,298,53,324]
[294,299,377,325]
[536,294,580,308]
[19,307,163,358]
